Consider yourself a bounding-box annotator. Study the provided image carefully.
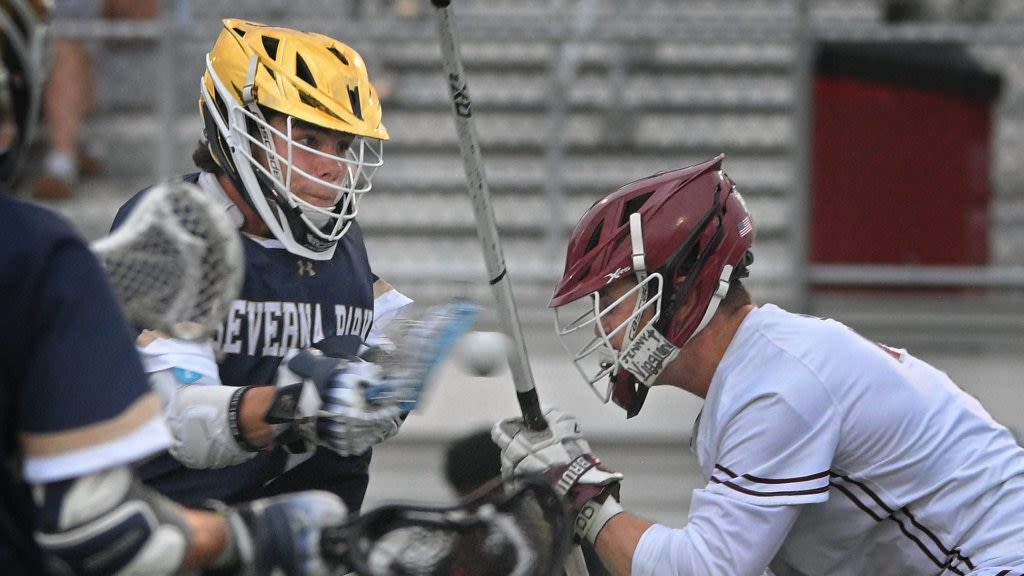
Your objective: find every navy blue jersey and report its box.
[0,194,169,573]
[112,173,399,511]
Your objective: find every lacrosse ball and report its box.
[457,331,510,377]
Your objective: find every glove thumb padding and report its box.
[548,454,625,544]
[227,490,347,576]
[491,407,581,479]
[492,407,592,481]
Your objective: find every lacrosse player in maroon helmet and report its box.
[494,155,1024,576]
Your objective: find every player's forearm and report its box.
[180,509,231,570]
[239,385,277,448]
[595,511,653,576]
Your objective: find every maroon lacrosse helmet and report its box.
[550,155,755,416]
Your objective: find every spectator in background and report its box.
[32,0,157,199]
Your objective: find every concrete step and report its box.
[394,70,793,111]
[357,189,789,236]
[380,40,794,74]
[82,109,795,155]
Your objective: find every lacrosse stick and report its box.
[90,181,244,340]
[287,298,480,412]
[430,2,590,574]
[321,476,573,576]
[429,0,545,431]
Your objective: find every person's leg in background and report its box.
[33,0,157,200]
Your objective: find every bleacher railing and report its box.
[50,1,1024,323]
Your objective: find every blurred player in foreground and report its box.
[110,19,413,512]
[0,3,347,574]
[493,155,1024,575]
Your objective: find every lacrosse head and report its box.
[323,478,572,576]
[366,298,480,411]
[91,181,244,340]
[200,18,387,260]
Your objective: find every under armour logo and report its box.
[297,260,316,277]
[604,266,631,284]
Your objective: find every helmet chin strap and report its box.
[686,264,734,345]
[629,213,647,282]
[242,55,285,186]
[614,214,679,388]
[614,218,733,394]
[624,212,649,344]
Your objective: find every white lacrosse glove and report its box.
[267,300,479,457]
[492,408,625,544]
[492,408,590,479]
[315,358,404,457]
[265,345,405,458]
[220,490,347,576]
[263,348,331,455]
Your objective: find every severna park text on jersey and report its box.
[211,299,373,357]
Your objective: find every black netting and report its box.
[324,478,572,576]
[95,182,242,340]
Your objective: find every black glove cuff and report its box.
[228,385,262,452]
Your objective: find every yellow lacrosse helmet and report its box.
[0,0,49,183]
[200,19,388,259]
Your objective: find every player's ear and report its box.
[0,119,17,155]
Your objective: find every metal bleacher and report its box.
[26,0,1024,524]
[36,0,1024,352]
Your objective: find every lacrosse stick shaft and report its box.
[433,1,546,432]
[432,4,589,575]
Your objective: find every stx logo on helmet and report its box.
[448,73,472,118]
[605,266,631,284]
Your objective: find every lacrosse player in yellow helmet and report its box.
[111,20,414,516]
[4,7,353,576]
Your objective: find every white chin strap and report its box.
[629,213,647,282]
[622,213,650,355]
[686,263,734,345]
[616,214,678,387]
[618,215,735,386]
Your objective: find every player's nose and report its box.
[311,154,344,183]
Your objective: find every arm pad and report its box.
[164,381,260,468]
[33,466,192,576]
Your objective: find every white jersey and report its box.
[633,304,1024,576]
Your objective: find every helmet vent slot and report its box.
[295,53,317,88]
[261,36,279,60]
[585,221,603,253]
[328,46,350,66]
[232,27,247,37]
[620,193,653,226]
[299,92,343,122]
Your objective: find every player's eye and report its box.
[335,136,355,156]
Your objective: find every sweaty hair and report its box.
[192,107,289,176]
[191,140,223,175]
